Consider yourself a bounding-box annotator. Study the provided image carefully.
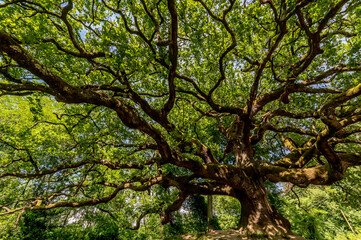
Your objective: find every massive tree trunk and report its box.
[225,120,298,238]
[234,180,293,238]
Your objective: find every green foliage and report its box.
[164,195,209,237]
[213,196,241,230]
[20,211,49,240]
[183,195,208,232]
[278,166,361,240]
[335,228,361,240]
[164,211,186,237]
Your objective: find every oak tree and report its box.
[1,0,361,237]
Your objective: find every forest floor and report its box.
[178,230,306,240]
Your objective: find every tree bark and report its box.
[234,180,293,238]
[207,195,213,230]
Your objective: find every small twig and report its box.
[291,187,308,213]
[15,208,26,225]
[340,209,359,239]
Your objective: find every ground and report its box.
[177,230,306,240]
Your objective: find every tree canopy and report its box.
[0,0,361,238]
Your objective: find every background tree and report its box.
[0,0,361,238]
